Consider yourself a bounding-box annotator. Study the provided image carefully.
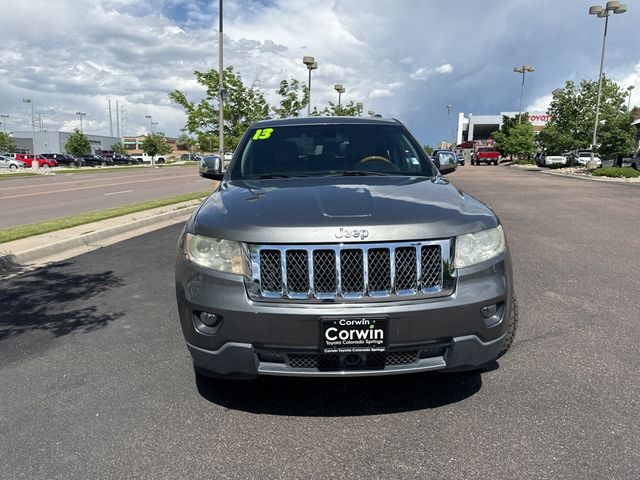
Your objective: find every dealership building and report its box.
[12,131,121,154]
[455,112,552,144]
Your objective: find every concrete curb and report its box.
[539,169,640,185]
[0,201,201,274]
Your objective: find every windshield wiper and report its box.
[333,170,389,176]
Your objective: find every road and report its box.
[1,166,639,479]
[0,166,213,229]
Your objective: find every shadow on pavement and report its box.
[0,262,124,341]
[196,366,492,416]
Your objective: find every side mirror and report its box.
[199,155,223,180]
[433,154,457,175]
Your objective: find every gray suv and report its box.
[175,117,517,379]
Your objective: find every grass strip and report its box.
[0,190,210,244]
[0,162,198,180]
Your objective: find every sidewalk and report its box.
[0,199,202,275]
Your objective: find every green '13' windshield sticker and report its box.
[252,128,274,140]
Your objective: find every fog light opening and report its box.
[480,304,497,318]
[199,311,221,327]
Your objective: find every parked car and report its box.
[471,147,500,165]
[181,153,201,161]
[632,151,640,170]
[430,149,459,170]
[455,153,465,166]
[576,150,602,167]
[41,153,83,167]
[16,154,58,168]
[79,154,114,167]
[130,153,166,164]
[105,153,140,165]
[178,116,516,381]
[534,152,567,167]
[0,155,27,170]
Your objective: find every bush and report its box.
[591,167,640,178]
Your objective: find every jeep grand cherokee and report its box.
[175,116,517,379]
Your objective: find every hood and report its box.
[191,176,498,244]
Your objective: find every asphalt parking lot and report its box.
[1,165,639,479]
[0,166,210,229]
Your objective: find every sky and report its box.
[0,0,638,147]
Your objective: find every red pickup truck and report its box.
[471,147,500,166]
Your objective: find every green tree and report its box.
[141,133,172,167]
[273,78,309,118]
[423,145,434,155]
[311,100,362,117]
[538,77,634,158]
[169,66,270,152]
[0,132,16,153]
[492,116,536,159]
[176,133,195,151]
[65,129,91,157]
[111,142,127,154]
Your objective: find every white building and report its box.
[456,112,552,144]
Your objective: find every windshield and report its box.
[230,124,435,179]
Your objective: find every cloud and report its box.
[435,63,454,75]
[526,94,553,114]
[369,89,394,98]
[0,0,638,147]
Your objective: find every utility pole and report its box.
[108,99,114,137]
[218,0,224,159]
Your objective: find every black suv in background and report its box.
[80,154,114,167]
[41,153,84,167]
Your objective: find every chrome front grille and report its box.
[247,240,454,302]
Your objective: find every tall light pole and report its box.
[446,104,452,147]
[513,65,535,123]
[0,114,8,132]
[627,85,635,112]
[218,0,225,158]
[589,1,628,162]
[334,84,345,107]
[303,56,318,116]
[356,102,363,116]
[23,99,35,157]
[75,111,86,133]
[152,121,159,133]
[145,114,153,134]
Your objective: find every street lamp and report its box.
[356,102,363,116]
[303,56,318,116]
[627,85,635,112]
[145,114,153,134]
[0,114,8,132]
[513,65,535,123]
[334,84,345,107]
[218,0,224,157]
[588,1,628,162]
[23,99,35,158]
[152,121,159,133]
[75,111,86,133]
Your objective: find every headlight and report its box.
[454,225,505,269]
[185,233,245,274]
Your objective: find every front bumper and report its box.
[176,252,513,378]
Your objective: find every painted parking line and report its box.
[104,190,135,196]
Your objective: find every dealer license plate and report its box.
[321,318,388,354]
